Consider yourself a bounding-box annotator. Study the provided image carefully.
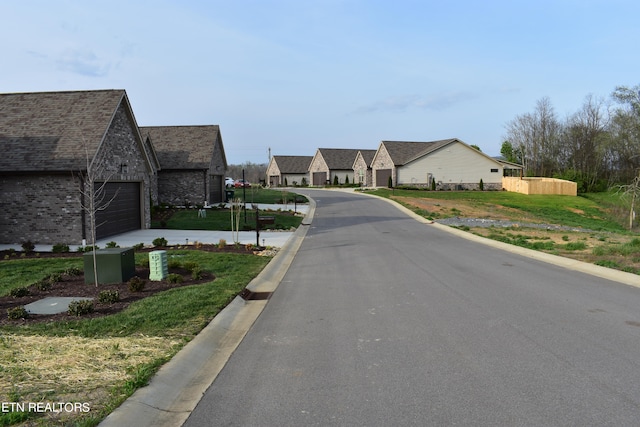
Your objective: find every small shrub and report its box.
[153,237,168,247]
[47,272,63,282]
[167,273,183,284]
[191,266,203,280]
[98,289,120,304]
[64,266,83,276]
[105,241,119,248]
[52,243,70,253]
[561,235,569,242]
[128,276,146,292]
[7,306,29,320]
[67,299,94,316]
[479,178,484,191]
[10,287,30,298]
[34,279,52,291]
[168,259,182,269]
[78,245,98,253]
[132,242,145,251]
[218,239,227,249]
[183,261,199,271]
[21,240,35,253]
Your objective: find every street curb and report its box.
[365,190,640,289]
[99,198,317,427]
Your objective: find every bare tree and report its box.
[505,97,562,177]
[560,95,610,192]
[76,142,119,287]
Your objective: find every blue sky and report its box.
[2,0,639,164]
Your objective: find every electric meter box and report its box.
[149,250,169,281]
[83,248,135,284]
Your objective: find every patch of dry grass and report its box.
[0,334,181,422]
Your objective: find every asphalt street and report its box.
[184,189,640,426]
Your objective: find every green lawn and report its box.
[368,188,628,233]
[152,207,303,231]
[0,250,271,426]
[225,187,308,204]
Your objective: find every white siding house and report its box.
[371,139,506,190]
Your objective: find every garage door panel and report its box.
[95,182,141,240]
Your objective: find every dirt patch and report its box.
[394,196,539,222]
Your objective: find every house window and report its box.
[490,168,499,173]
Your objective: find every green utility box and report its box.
[83,248,135,284]
[149,250,168,281]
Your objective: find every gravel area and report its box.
[435,217,594,233]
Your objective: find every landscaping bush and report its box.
[168,259,182,269]
[127,276,146,292]
[10,287,30,298]
[34,279,52,291]
[153,237,168,247]
[98,290,120,304]
[167,273,183,284]
[7,306,29,320]
[218,239,227,248]
[67,300,94,316]
[52,243,70,253]
[191,266,203,280]
[183,261,199,271]
[105,241,119,248]
[21,241,35,253]
[64,267,83,276]
[132,242,145,251]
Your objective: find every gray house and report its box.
[309,148,366,185]
[0,89,154,244]
[139,125,227,206]
[266,155,313,187]
[371,139,506,189]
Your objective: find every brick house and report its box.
[309,148,367,186]
[371,139,506,189]
[0,90,154,244]
[139,126,227,206]
[266,155,313,187]
[352,149,377,187]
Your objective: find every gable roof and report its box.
[316,148,365,170]
[139,125,226,170]
[380,139,455,166]
[272,155,313,174]
[0,89,136,172]
[380,138,505,168]
[354,149,377,167]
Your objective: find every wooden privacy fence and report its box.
[502,177,577,196]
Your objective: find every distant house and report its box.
[371,139,507,189]
[266,155,313,187]
[0,89,154,244]
[139,125,227,206]
[352,149,377,187]
[309,148,366,185]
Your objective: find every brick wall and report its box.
[158,170,207,206]
[0,175,83,244]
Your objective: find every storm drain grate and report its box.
[239,288,272,301]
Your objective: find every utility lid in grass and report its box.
[25,297,93,315]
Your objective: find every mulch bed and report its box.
[0,244,258,325]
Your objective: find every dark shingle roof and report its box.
[272,155,313,173]
[381,139,456,165]
[139,125,223,170]
[317,148,365,169]
[356,149,377,167]
[0,90,127,171]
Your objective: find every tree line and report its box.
[226,161,267,185]
[502,84,640,193]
